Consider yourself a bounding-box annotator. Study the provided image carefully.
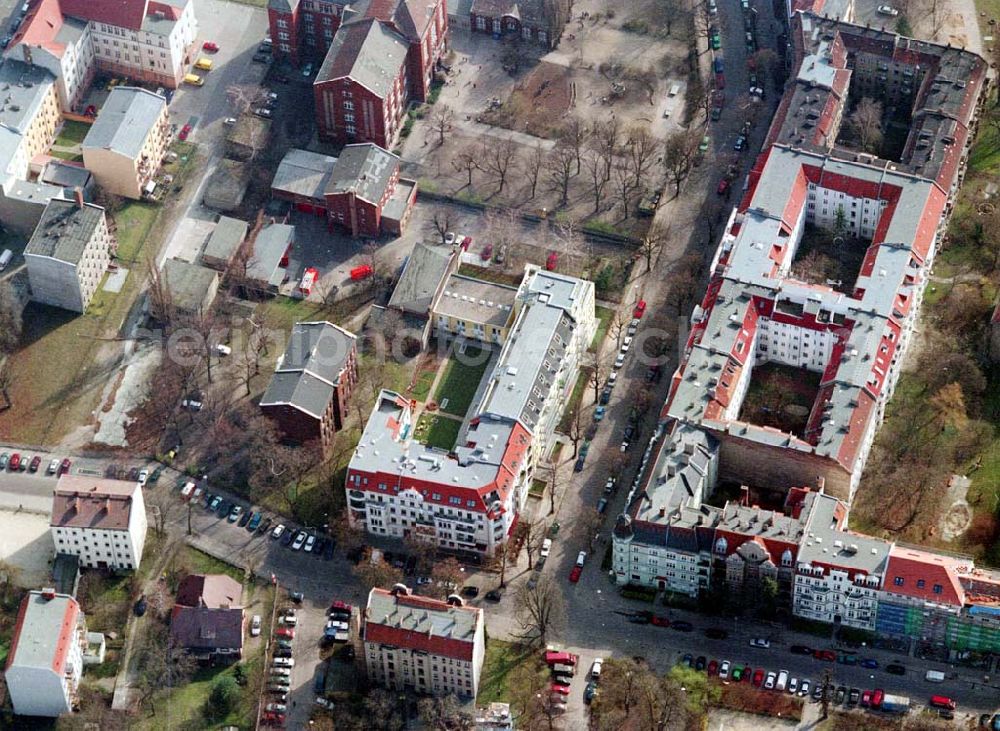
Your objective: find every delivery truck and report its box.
[880,694,910,714]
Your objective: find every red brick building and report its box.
[312,0,448,147]
[259,321,358,455]
[267,0,347,65]
[271,144,418,238]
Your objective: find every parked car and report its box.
[271,523,285,540]
[461,585,479,598]
[227,505,243,523]
[281,529,296,547]
[765,672,776,689]
[202,40,219,52]
[302,62,314,76]
[886,663,906,675]
[568,566,582,583]
[876,4,899,14]
[485,588,503,601]
[749,638,770,649]
[633,300,647,318]
[719,660,730,679]
[292,531,307,550]
[789,644,812,655]
[28,455,41,473]
[814,649,837,662]
[47,458,60,474]
[8,453,20,471]
[178,123,192,140]
[254,107,273,119]
[303,533,316,552]
[584,681,598,703]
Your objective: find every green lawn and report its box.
[54,120,92,145]
[433,345,491,416]
[186,546,248,584]
[590,305,613,351]
[415,413,462,451]
[478,640,548,705]
[409,367,437,401]
[114,201,159,263]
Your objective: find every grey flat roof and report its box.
[260,321,357,417]
[82,87,165,159]
[9,591,78,671]
[161,258,219,314]
[248,223,293,285]
[387,242,452,315]
[272,148,337,200]
[41,161,92,190]
[24,198,104,264]
[325,143,398,204]
[798,495,890,573]
[434,274,516,328]
[203,216,248,263]
[382,178,415,222]
[0,60,56,136]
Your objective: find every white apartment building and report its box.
[24,194,113,313]
[7,0,197,112]
[50,476,147,570]
[348,391,531,557]
[364,585,485,699]
[6,589,87,717]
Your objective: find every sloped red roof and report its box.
[884,547,967,607]
[59,0,149,31]
[11,0,65,55]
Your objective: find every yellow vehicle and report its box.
[194,57,213,71]
[183,73,204,87]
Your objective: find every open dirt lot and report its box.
[0,509,54,588]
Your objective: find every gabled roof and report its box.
[272,148,337,201]
[315,18,408,98]
[83,87,166,159]
[260,321,358,418]
[175,574,243,609]
[50,476,138,530]
[60,0,149,31]
[325,142,398,204]
[169,606,244,651]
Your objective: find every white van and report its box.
[668,83,681,97]
[925,670,946,683]
[775,670,789,692]
[0,249,12,271]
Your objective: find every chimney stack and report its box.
[41,587,57,600]
[73,187,84,209]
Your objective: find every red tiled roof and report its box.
[59,0,149,31]
[147,0,181,19]
[884,547,967,606]
[11,0,65,55]
[176,574,243,609]
[51,476,138,531]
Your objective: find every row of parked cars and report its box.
[263,604,301,727]
[0,452,71,475]
[181,481,338,559]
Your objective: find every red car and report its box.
[752,669,765,686]
[633,300,647,318]
[707,660,719,676]
[9,453,20,471]
[650,615,670,627]
[715,72,726,89]
[178,123,192,141]
[717,178,730,196]
[871,689,884,708]
[860,690,872,707]
[550,683,571,696]
[814,649,837,662]
[742,665,753,682]
[275,627,295,639]
[481,244,493,261]
[568,566,582,583]
[28,455,41,472]
[202,41,219,52]
[59,458,72,475]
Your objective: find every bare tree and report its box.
[353,547,404,591]
[524,143,545,199]
[481,137,518,194]
[226,83,265,114]
[566,406,586,459]
[483,207,521,267]
[610,311,629,347]
[588,357,608,403]
[559,116,589,175]
[513,574,567,646]
[638,222,669,273]
[431,210,454,244]
[584,149,611,213]
[429,104,454,146]
[417,696,474,731]
[522,519,544,570]
[431,557,465,596]
[451,145,479,189]
[848,97,884,154]
[663,130,699,198]
[625,125,659,193]
[612,158,635,218]
[146,256,176,327]
[591,117,621,183]
[545,143,576,207]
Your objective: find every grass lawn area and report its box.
[590,305,614,351]
[529,478,546,497]
[415,413,462,451]
[409,367,437,401]
[54,119,92,146]
[478,640,547,705]
[458,263,524,288]
[433,344,491,416]
[136,651,264,730]
[557,368,590,432]
[48,149,83,162]
[185,546,248,584]
[113,201,159,263]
